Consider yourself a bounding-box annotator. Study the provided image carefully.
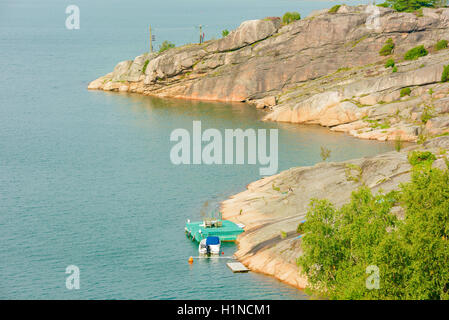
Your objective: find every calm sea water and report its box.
[0,0,391,299]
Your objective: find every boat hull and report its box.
[198,239,221,255]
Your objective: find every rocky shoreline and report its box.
[90,5,449,142]
[89,5,449,291]
[221,136,449,290]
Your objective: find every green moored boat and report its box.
[185,218,244,242]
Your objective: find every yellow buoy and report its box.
[188,256,194,264]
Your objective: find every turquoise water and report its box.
[0,0,392,299]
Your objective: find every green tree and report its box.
[298,161,449,299]
[282,12,301,25]
[222,29,230,38]
[298,187,399,298]
[396,166,449,299]
[158,40,175,53]
[385,0,437,12]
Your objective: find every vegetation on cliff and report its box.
[89,5,449,143]
[282,12,300,25]
[379,38,395,56]
[404,45,428,60]
[328,5,342,14]
[384,58,395,68]
[435,39,448,51]
[298,152,449,299]
[158,40,175,53]
[442,65,449,82]
[381,0,447,12]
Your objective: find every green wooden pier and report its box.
[185,218,244,242]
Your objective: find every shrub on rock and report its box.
[385,58,395,68]
[435,39,448,51]
[404,45,428,60]
[159,41,175,54]
[400,87,411,97]
[282,12,301,24]
[379,38,395,56]
[442,65,449,82]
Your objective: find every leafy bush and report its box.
[400,87,411,97]
[298,187,399,299]
[385,58,395,68]
[298,164,449,299]
[442,65,449,82]
[158,40,175,53]
[328,5,341,13]
[222,29,230,38]
[282,12,301,24]
[404,45,428,60]
[392,66,398,73]
[408,150,436,166]
[379,38,395,56]
[435,39,448,51]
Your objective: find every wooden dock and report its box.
[227,262,250,273]
[185,219,244,243]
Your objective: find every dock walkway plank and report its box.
[227,262,250,273]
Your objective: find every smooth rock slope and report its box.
[89,5,449,141]
[221,137,449,289]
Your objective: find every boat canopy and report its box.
[206,236,220,245]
